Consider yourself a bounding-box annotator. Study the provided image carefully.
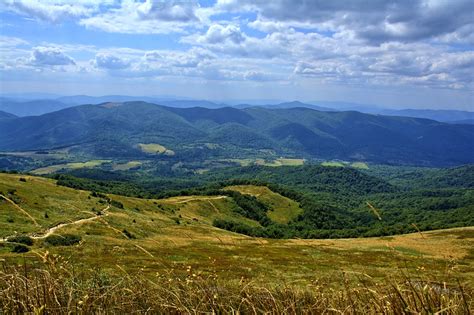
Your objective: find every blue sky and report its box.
[0,0,473,110]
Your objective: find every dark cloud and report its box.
[219,0,474,44]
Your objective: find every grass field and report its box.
[0,172,472,312]
[138,143,175,156]
[112,160,143,171]
[31,160,111,175]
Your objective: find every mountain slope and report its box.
[0,102,473,166]
[0,98,72,117]
[0,110,16,119]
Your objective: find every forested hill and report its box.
[0,101,473,166]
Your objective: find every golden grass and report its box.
[0,173,473,294]
[0,255,471,314]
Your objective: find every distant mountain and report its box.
[0,110,16,119]
[0,98,72,117]
[379,109,474,123]
[450,119,474,125]
[0,102,472,166]
[159,100,225,109]
[57,95,166,105]
[308,101,474,123]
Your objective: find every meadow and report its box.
[0,172,472,313]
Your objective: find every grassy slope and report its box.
[225,185,303,224]
[0,173,472,287]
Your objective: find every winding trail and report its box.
[1,204,110,242]
[0,194,40,226]
[31,205,110,239]
[170,196,227,204]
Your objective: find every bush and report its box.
[45,234,82,246]
[7,235,34,246]
[11,244,29,253]
[110,200,124,209]
[19,178,26,182]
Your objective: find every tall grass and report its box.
[0,254,471,314]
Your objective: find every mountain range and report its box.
[1,95,472,124]
[0,101,472,166]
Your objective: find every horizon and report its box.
[0,1,473,111]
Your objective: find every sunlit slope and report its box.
[0,173,472,286]
[225,185,303,223]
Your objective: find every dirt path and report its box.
[171,196,227,204]
[31,205,111,239]
[1,204,110,242]
[208,200,220,212]
[0,194,40,226]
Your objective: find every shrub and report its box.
[110,200,124,209]
[19,178,26,182]
[45,234,81,246]
[11,244,29,253]
[7,235,34,246]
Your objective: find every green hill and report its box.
[0,102,473,166]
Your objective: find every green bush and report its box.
[7,235,34,246]
[11,244,29,253]
[45,234,82,246]
[110,200,124,209]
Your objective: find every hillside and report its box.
[0,172,472,284]
[0,102,473,166]
[0,110,16,119]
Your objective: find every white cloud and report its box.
[79,0,204,34]
[3,0,102,23]
[137,0,199,22]
[29,47,76,66]
[198,24,245,44]
[93,53,130,69]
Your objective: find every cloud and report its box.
[93,53,130,69]
[198,24,245,44]
[137,0,199,22]
[80,0,204,34]
[29,47,76,66]
[3,0,100,23]
[0,35,29,48]
[216,0,474,45]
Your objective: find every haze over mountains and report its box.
[0,101,472,167]
[1,95,472,124]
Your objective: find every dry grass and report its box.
[0,254,471,314]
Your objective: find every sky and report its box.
[0,0,473,110]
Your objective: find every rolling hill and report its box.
[0,101,473,166]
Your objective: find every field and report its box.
[138,143,175,156]
[224,158,305,167]
[112,160,143,171]
[31,160,111,175]
[0,172,472,312]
